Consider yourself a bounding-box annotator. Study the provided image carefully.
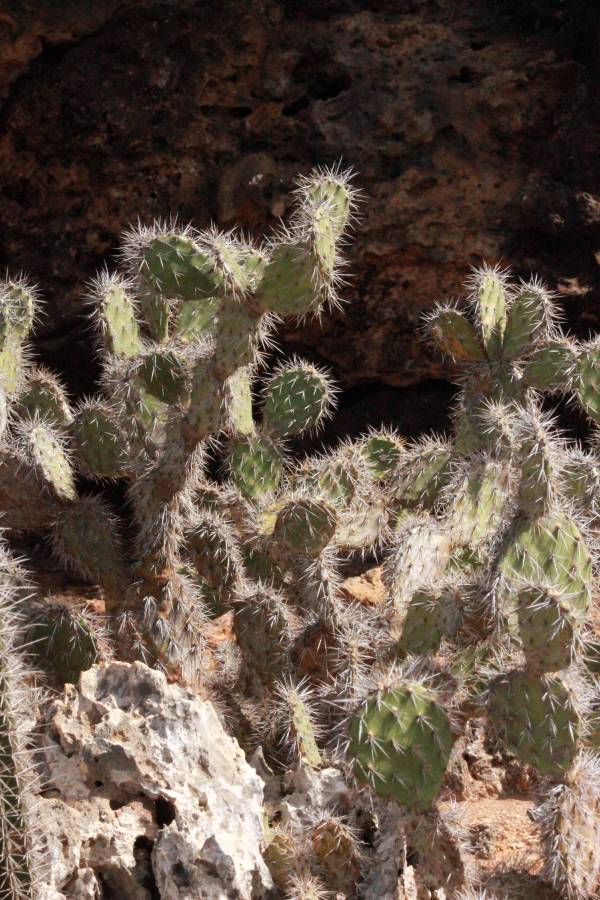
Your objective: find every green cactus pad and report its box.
[135,350,189,405]
[474,268,507,358]
[306,177,352,240]
[334,497,386,553]
[560,450,600,518]
[239,246,268,288]
[274,679,322,767]
[502,286,548,360]
[187,369,223,437]
[489,671,581,774]
[228,435,284,499]
[71,403,127,478]
[447,458,510,549]
[518,429,556,518]
[0,281,35,344]
[233,585,295,684]
[0,543,42,899]
[255,242,324,317]
[293,447,373,515]
[262,363,333,437]
[575,339,600,422]
[18,368,73,427]
[173,296,219,342]
[524,339,578,392]
[96,277,143,358]
[387,517,453,612]
[273,498,337,557]
[348,681,455,810]
[51,496,128,603]
[242,545,286,590]
[186,514,242,602]
[0,448,64,530]
[25,423,76,503]
[310,816,362,895]
[358,431,405,481]
[395,442,453,511]
[213,304,263,379]
[140,233,225,302]
[27,602,104,683]
[223,367,255,435]
[540,755,600,900]
[517,586,579,672]
[498,513,592,612]
[0,335,27,396]
[427,306,485,362]
[398,587,461,655]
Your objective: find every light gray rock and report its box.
[38,661,272,899]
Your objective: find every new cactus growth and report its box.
[346,674,456,810]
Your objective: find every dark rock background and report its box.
[0,0,599,438]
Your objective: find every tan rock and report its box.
[38,661,272,899]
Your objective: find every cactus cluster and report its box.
[1,170,599,898]
[0,539,46,899]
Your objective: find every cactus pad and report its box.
[134,350,189,405]
[71,402,127,478]
[348,680,455,810]
[228,435,284,499]
[473,267,507,357]
[93,274,143,358]
[140,233,225,301]
[427,306,485,362]
[447,458,510,549]
[358,431,405,481]
[24,422,76,503]
[517,586,579,672]
[576,339,600,422]
[262,362,333,437]
[18,368,73,427]
[502,284,549,360]
[233,584,295,685]
[273,498,337,557]
[398,586,461,655]
[498,513,592,612]
[27,601,106,683]
[386,517,453,612]
[395,441,453,512]
[489,671,581,774]
[524,339,578,393]
[539,754,600,900]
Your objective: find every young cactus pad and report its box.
[347,679,455,810]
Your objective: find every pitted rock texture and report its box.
[0,0,598,408]
[38,661,271,899]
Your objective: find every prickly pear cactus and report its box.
[0,541,45,899]
[489,671,581,775]
[346,674,456,810]
[536,752,600,900]
[2,172,600,898]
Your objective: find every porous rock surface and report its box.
[37,661,272,899]
[0,1,599,411]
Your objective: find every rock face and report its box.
[0,1,599,414]
[38,661,271,899]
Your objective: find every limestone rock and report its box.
[0,1,598,415]
[38,661,272,899]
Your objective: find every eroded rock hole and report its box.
[133,835,160,900]
[155,796,176,827]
